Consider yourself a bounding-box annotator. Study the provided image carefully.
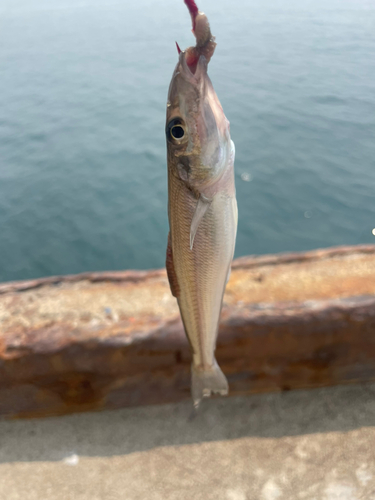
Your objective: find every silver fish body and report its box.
[166,3,237,406]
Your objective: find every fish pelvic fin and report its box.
[191,359,229,408]
[190,194,212,250]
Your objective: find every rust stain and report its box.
[0,245,375,418]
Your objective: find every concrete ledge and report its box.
[1,244,375,418]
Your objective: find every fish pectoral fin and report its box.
[190,194,212,250]
[166,233,180,298]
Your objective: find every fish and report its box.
[165,0,238,407]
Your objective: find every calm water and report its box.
[0,0,375,283]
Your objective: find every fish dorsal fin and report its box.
[190,194,212,250]
[166,233,180,298]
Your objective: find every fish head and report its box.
[166,50,232,192]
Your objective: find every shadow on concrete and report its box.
[1,383,375,463]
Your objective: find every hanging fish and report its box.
[166,0,237,407]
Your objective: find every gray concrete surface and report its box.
[1,384,375,500]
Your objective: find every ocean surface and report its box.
[0,0,374,283]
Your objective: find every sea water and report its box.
[0,0,374,282]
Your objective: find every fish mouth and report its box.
[179,51,208,82]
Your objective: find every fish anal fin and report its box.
[226,266,231,285]
[190,194,212,250]
[166,233,180,298]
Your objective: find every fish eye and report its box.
[171,125,184,139]
[167,118,186,143]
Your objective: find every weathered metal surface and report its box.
[1,244,375,418]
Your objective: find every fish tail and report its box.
[191,359,229,408]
